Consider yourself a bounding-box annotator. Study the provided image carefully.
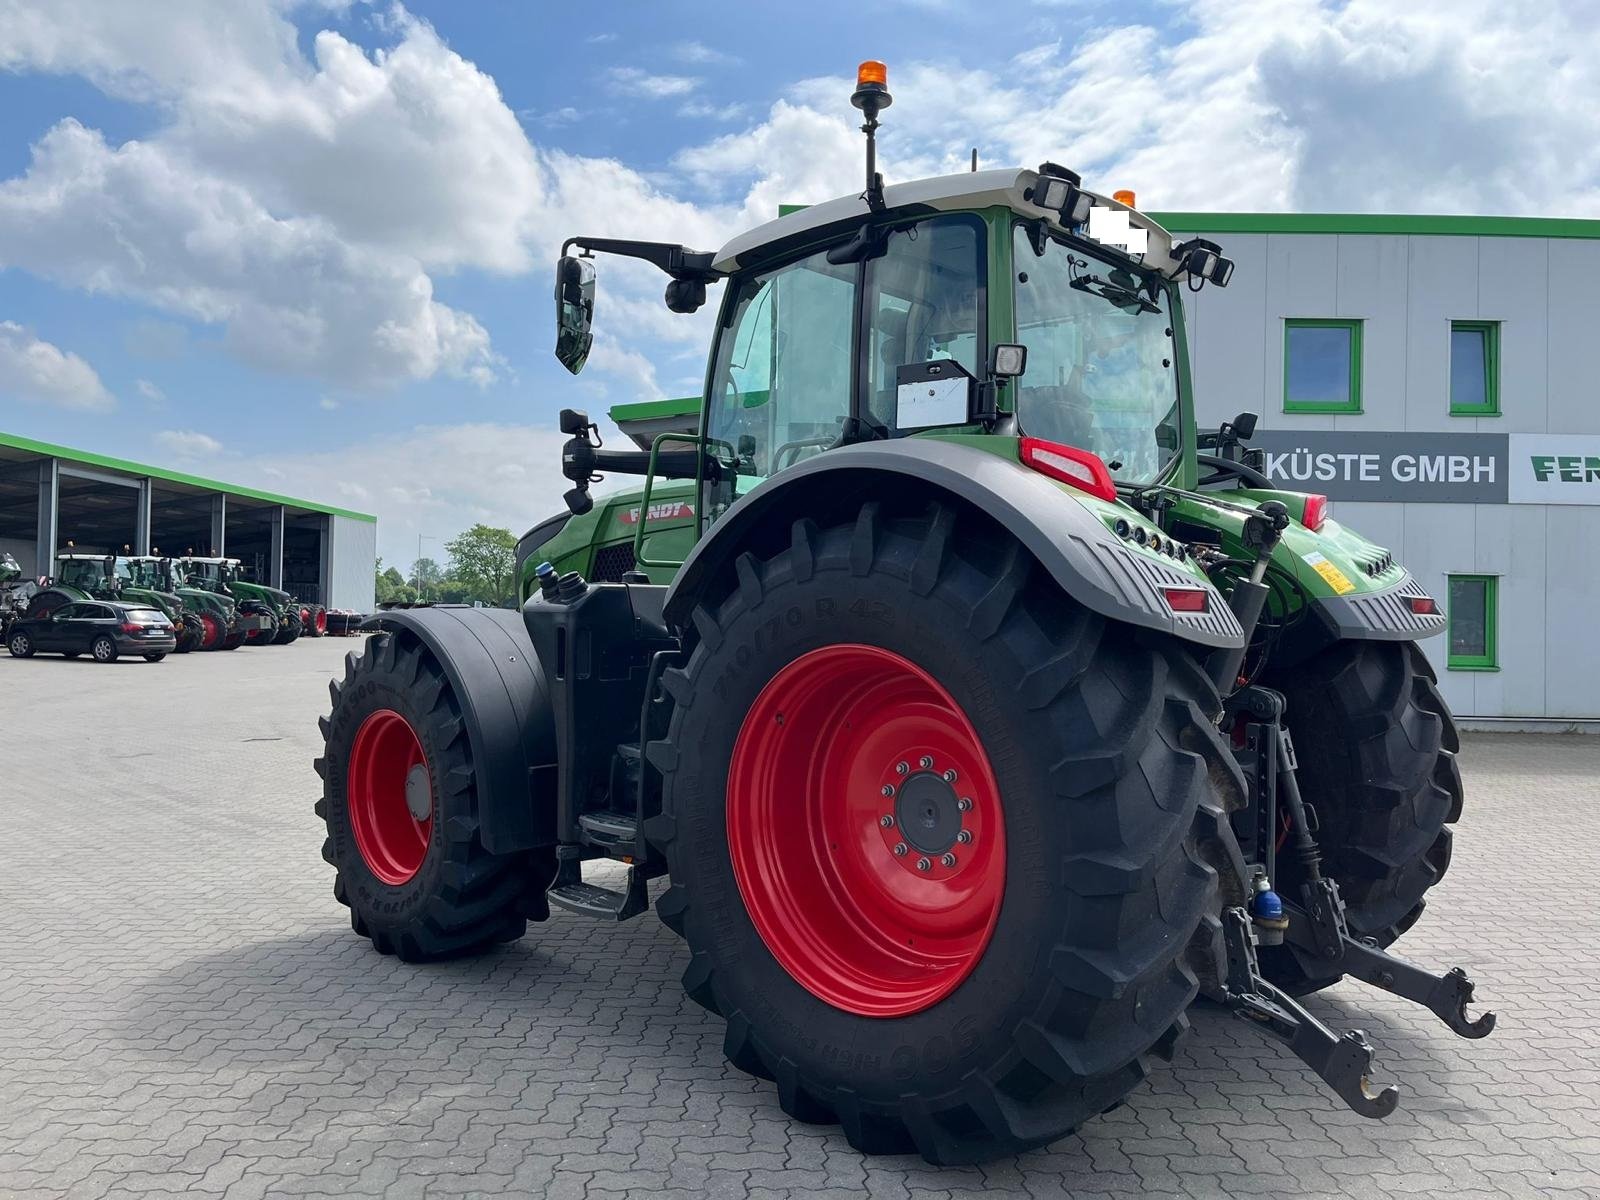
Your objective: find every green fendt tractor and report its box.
[173,556,299,645]
[25,549,205,653]
[123,555,241,651]
[316,64,1492,1164]
[0,551,34,642]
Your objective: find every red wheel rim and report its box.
[316,610,327,634]
[727,644,1006,1017]
[199,613,221,649]
[346,708,432,885]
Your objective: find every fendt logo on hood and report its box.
[617,501,695,526]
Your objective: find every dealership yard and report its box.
[2,637,1598,1200]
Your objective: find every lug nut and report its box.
[941,853,958,868]
[879,815,895,828]
[895,761,909,776]
[916,857,932,872]
[919,755,934,770]
[942,768,958,783]
[957,797,973,812]
[881,784,895,797]
[956,829,973,844]
[893,842,908,857]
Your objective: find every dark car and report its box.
[6,600,177,663]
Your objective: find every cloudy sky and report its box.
[1,0,1596,566]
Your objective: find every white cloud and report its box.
[0,120,501,389]
[135,378,165,403]
[679,99,747,121]
[673,41,739,66]
[155,429,223,457]
[607,67,700,99]
[0,321,115,411]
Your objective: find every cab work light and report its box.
[1019,437,1118,502]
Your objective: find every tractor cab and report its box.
[54,552,118,594]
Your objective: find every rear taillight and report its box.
[119,622,140,633]
[1407,595,1439,616]
[1301,494,1329,531]
[1162,586,1210,613]
[1019,437,1118,502]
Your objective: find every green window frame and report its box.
[1283,318,1363,414]
[1446,574,1498,671]
[1448,320,1500,416]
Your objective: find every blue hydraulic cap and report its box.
[535,561,559,599]
[1251,886,1285,922]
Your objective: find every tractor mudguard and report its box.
[664,439,1246,650]
[360,606,558,854]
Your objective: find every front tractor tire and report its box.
[649,503,1241,1164]
[1262,640,1462,994]
[315,631,553,961]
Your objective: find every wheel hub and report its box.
[404,762,432,821]
[892,770,962,854]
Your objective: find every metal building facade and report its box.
[1159,213,1600,723]
[0,431,377,612]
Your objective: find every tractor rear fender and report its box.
[664,439,1246,651]
[360,606,557,854]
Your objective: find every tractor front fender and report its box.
[360,606,557,854]
[664,439,1245,650]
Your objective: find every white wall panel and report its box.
[328,515,377,613]
[1403,237,1479,432]
[1477,238,1549,434]
[1542,505,1600,717]
[1546,239,1600,435]
[1334,235,1410,433]
[1264,235,1340,434]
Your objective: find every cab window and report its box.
[706,246,856,498]
[865,216,983,432]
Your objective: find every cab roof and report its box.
[712,167,1183,276]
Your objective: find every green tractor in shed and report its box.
[172,556,300,645]
[315,64,1492,1163]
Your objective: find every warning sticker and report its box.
[1302,550,1356,595]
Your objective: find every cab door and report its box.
[701,243,858,523]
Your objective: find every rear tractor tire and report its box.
[316,630,554,961]
[175,614,204,654]
[1261,640,1462,995]
[274,611,303,645]
[649,502,1242,1164]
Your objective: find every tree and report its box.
[446,524,517,607]
[409,557,443,599]
[374,561,415,605]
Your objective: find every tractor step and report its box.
[577,811,638,850]
[545,855,649,921]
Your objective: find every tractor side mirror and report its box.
[1230,411,1258,439]
[554,255,596,375]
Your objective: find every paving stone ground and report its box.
[2,636,1597,1199]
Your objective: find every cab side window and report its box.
[865,216,983,432]
[708,246,857,489]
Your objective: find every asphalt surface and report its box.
[2,635,1596,1199]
